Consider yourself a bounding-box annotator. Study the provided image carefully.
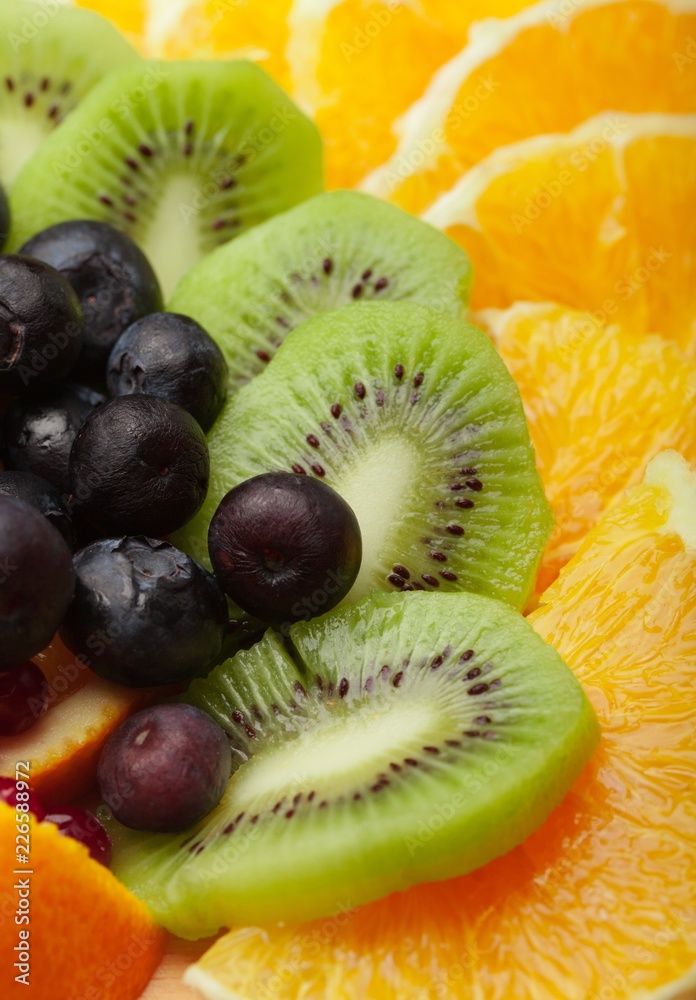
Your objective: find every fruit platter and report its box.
[0,1,694,999]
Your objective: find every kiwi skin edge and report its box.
[8,60,324,298]
[175,301,554,612]
[108,591,599,938]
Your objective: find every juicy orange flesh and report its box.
[441,123,696,353]
[0,803,165,999]
[160,0,293,90]
[387,1,696,215]
[487,304,696,593]
[311,0,531,189]
[189,469,696,999]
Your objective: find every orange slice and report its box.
[151,0,531,187]
[291,0,531,189]
[0,803,165,999]
[479,301,696,594]
[0,637,152,806]
[183,451,696,1000]
[424,112,696,354]
[366,0,696,214]
[159,0,294,91]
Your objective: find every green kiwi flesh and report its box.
[168,190,472,386]
[0,1,138,188]
[8,59,324,297]
[109,591,599,937]
[174,301,553,610]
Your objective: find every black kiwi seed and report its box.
[468,683,490,696]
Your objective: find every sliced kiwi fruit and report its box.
[168,190,472,386]
[174,301,553,610]
[109,590,599,937]
[8,60,323,297]
[0,1,138,188]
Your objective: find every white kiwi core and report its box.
[230,699,438,809]
[335,434,422,601]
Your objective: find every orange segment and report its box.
[299,0,531,189]
[0,803,165,999]
[160,0,293,90]
[424,113,696,354]
[479,302,696,593]
[184,452,696,1000]
[366,0,696,214]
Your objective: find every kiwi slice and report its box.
[8,60,323,297]
[109,591,599,937]
[175,301,552,610]
[0,1,138,188]
[168,190,472,386]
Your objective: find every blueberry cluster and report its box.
[0,207,363,839]
[0,214,230,724]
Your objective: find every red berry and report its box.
[0,776,45,820]
[44,806,112,867]
[0,661,49,736]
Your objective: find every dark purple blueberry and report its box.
[19,220,162,379]
[0,183,9,251]
[0,777,45,820]
[44,806,112,866]
[0,496,74,668]
[97,703,232,832]
[208,473,362,626]
[0,470,75,550]
[60,536,228,687]
[0,255,84,394]
[107,312,228,432]
[0,661,49,736]
[2,383,105,494]
[69,394,209,537]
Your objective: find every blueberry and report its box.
[0,470,75,550]
[20,220,162,380]
[107,312,228,432]
[60,536,228,687]
[97,703,232,832]
[0,182,9,251]
[0,660,49,736]
[208,472,362,625]
[2,383,105,494]
[0,255,84,394]
[69,394,209,537]
[0,495,75,668]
